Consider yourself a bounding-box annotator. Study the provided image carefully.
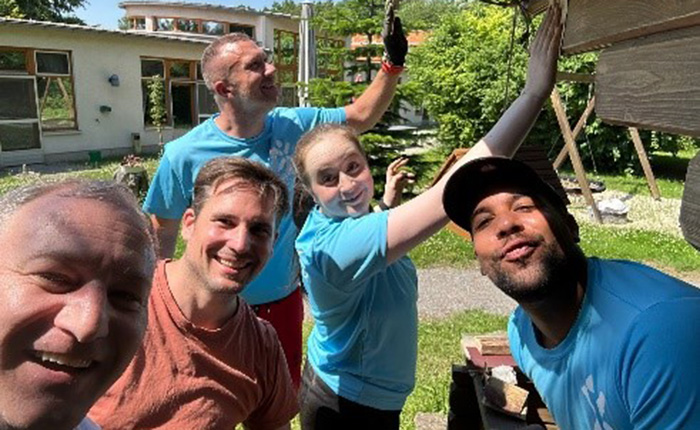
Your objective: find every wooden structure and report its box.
[527,0,700,137]
[447,335,558,429]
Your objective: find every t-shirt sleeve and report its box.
[617,298,700,429]
[244,325,298,429]
[142,153,189,219]
[311,211,388,291]
[294,107,347,131]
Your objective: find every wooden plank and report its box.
[475,335,511,356]
[561,0,700,54]
[553,96,596,170]
[628,128,661,199]
[556,72,594,84]
[596,25,700,137]
[550,88,603,223]
[525,0,549,17]
[483,377,529,418]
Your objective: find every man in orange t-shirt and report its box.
[89,157,297,430]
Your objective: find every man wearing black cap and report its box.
[443,157,700,429]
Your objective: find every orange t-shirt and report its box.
[89,261,298,430]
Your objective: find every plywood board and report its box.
[596,25,700,137]
[562,0,700,54]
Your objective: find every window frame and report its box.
[33,49,78,132]
[0,74,43,152]
[141,57,211,129]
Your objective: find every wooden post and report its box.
[553,96,596,169]
[628,127,661,200]
[550,87,603,223]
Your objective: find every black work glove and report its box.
[382,14,408,66]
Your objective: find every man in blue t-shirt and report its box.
[443,157,700,429]
[143,21,408,388]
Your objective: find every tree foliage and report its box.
[265,0,301,16]
[1,0,86,23]
[407,3,695,172]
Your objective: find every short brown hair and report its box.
[192,157,289,226]
[293,123,366,189]
[201,32,253,92]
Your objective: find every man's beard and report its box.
[491,242,573,303]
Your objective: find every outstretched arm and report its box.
[345,13,408,133]
[385,5,563,263]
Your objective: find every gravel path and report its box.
[305,265,699,321]
[416,267,517,318]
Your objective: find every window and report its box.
[169,61,190,79]
[202,21,224,35]
[141,58,214,128]
[176,19,199,33]
[0,50,27,74]
[197,83,217,124]
[141,58,166,127]
[131,17,146,30]
[229,24,254,38]
[35,51,76,131]
[0,47,77,152]
[0,75,41,151]
[274,30,298,107]
[155,18,175,31]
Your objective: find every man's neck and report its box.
[521,255,588,349]
[165,259,240,330]
[522,281,586,349]
[215,104,269,139]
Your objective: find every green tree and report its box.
[407,3,692,172]
[314,0,385,82]
[399,0,464,30]
[265,0,301,15]
[1,0,86,23]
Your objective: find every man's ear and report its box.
[181,208,197,242]
[566,213,580,243]
[213,80,231,99]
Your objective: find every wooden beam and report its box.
[628,127,661,200]
[556,72,595,84]
[553,95,596,170]
[525,0,549,17]
[562,0,700,54]
[596,26,700,137]
[550,87,602,223]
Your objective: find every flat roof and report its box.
[119,1,299,20]
[0,17,210,44]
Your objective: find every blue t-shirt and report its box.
[143,107,346,305]
[509,258,700,430]
[295,208,418,410]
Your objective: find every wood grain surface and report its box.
[596,25,700,137]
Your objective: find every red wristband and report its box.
[381,60,404,75]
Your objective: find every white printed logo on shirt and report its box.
[581,375,614,430]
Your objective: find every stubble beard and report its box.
[489,242,572,303]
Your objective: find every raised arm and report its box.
[344,14,408,133]
[385,6,562,263]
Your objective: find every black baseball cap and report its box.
[443,157,568,232]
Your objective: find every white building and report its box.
[0,3,301,166]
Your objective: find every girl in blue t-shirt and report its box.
[292,7,562,429]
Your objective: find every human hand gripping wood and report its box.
[523,5,563,101]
